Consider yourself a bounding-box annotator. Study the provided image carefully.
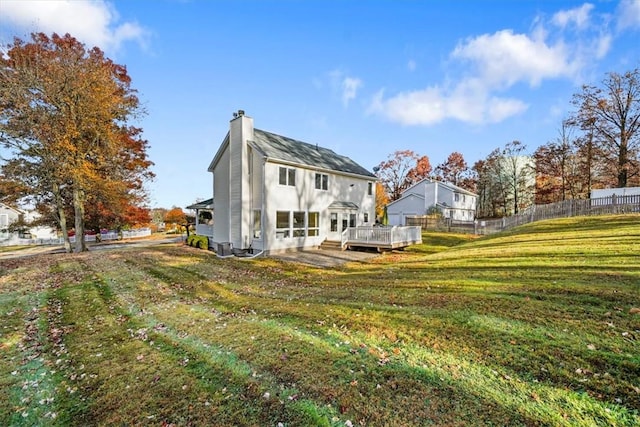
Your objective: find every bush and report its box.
[187,235,208,250]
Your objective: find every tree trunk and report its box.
[618,142,628,188]
[52,182,72,253]
[73,186,87,252]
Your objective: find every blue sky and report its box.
[1,0,639,210]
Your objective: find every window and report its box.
[293,211,305,237]
[330,212,338,232]
[367,182,373,196]
[279,167,296,186]
[276,211,290,238]
[253,210,261,239]
[454,193,460,202]
[315,173,328,190]
[0,214,8,240]
[288,168,296,186]
[364,213,369,223]
[349,213,356,228]
[308,212,319,236]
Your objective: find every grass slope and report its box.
[0,214,638,426]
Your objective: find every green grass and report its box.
[0,245,31,254]
[1,214,639,426]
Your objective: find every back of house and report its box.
[207,111,377,255]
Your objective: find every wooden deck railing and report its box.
[341,226,422,250]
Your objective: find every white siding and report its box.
[386,195,424,225]
[261,161,375,253]
[213,147,230,243]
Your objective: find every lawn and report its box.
[1,214,638,426]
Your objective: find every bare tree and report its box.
[570,68,640,188]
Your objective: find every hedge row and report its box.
[186,235,209,250]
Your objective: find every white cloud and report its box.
[329,70,363,107]
[0,0,149,53]
[342,77,362,107]
[367,4,618,127]
[368,79,528,126]
[552,3,595,30]
[451,29,580,88]
[616,0,640,30]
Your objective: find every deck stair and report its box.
[320,240,342,250]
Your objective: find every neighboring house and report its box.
[0,203,58,245]
[0,203,22,243]
[206,111,376,255]
[386,179,477,226]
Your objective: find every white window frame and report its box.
[279,167,296,186]
[315,173,328,190]
[308,212,320,236]
[293,211,305,237]
[276,211,290,238]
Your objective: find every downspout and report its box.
[260,156,267,255]
[434,181,438,211]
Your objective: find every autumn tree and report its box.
[434,151,476,191]
[164,207,187,229]
[570,68,640,188]
[0,33,154,252]
[498,141,534,215]
[374,181,389,219]
[534,122,583,203]
[406,155,432,184]
[474,141,534,217]
[375,150,431,201]
[473,155,503,218]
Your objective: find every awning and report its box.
[186,198,213,210]
[328,201,359,210]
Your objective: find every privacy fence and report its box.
[405,194,640,235]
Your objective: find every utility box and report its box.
[217,242,232,256]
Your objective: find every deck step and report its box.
[320,240,342,250]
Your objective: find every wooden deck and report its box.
[341,226,422,251]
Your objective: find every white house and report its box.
[386,179,477,226]
[206,111,377,255]
[0,203,58,245]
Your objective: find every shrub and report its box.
[187,235,208,250]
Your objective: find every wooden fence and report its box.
[406,194,640,235]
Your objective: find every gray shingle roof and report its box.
[251,129,375,178]
[186,198,213,210]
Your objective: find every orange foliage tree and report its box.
[164,207,187,230]
[375,150,432,201]
[375,182,389,218]
[0,33,154,252]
